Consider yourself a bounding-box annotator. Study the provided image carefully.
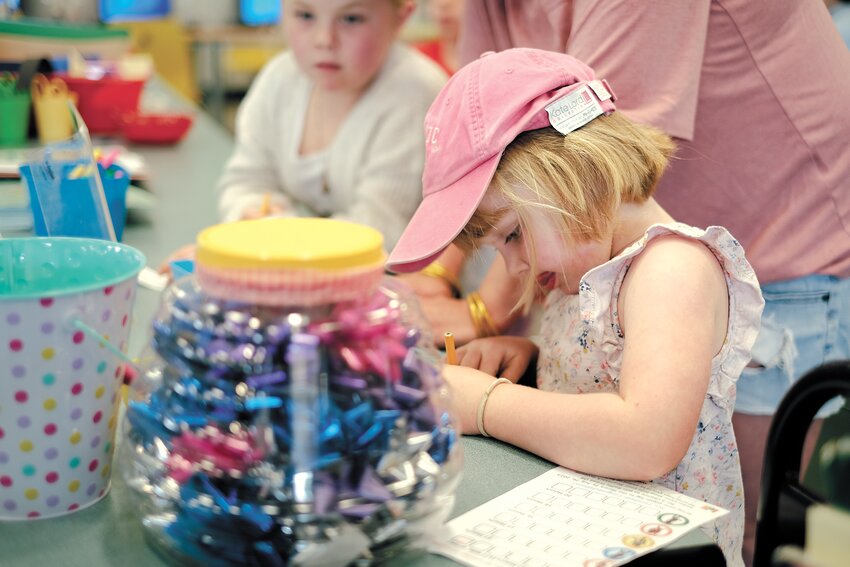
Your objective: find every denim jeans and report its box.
[735,274,850,416]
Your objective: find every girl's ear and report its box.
[395,0,416,28]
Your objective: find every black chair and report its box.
[753,360,850,567]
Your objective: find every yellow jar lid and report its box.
[195,218,386,271]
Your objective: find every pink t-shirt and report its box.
[459,0,850,283]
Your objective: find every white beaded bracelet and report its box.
[476,378,511,437]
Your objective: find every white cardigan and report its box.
[217,43,447,249]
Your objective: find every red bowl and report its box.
[59,74,146,135]
[121,112,193,145]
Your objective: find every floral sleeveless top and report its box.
[537,224,763,567]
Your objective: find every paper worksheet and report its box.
[430,467,728,567]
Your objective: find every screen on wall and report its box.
[240,0,281,26]
[99,0,171,23]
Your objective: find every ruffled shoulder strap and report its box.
[580,223,764,406]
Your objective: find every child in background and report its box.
[387,48,764,565]
[412,0,464,75]
[217,0,446,249]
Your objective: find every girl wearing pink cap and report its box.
[388,48,763,566]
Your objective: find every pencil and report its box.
[444,331,457,365]
[260,192,272,216]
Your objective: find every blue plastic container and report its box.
[20,162,130,241]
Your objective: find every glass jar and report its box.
[122,218,462,566]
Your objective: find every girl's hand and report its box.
[442,364,506,435]
[419,295,478,346]
[157,243,197,275]
[394,272,455,299]
[456,336,538,382]
[240,202,286,220]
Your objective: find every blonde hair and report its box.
[457,112,676,310]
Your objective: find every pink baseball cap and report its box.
[386,48,617,273]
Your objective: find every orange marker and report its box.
[444,331,457,365]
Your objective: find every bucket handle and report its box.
[68,316,139,372]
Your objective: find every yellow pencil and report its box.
[444,331,457,365]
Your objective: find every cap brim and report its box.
[387,152,502,273]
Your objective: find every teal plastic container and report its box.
[0,237,145,519]
[0,237,145,297]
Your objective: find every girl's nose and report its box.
[502,251,527,277]
[313,22,335,49]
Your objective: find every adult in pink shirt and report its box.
[452,1,850,565]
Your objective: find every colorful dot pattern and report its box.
[0,279,136,519]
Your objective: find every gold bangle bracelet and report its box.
[467,292,491,337]
[419,261,462,298]
[476,293,498,336]
[467,291,498,338]
[468,299,484,337]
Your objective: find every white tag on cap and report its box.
[545,84,605,135]
[588,79,612,102]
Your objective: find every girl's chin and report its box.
[312,78,344,89]
[309,72,348,88]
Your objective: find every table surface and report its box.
[0,82,718,566]
[0,433,714,567]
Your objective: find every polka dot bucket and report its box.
[0,237,145,520]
